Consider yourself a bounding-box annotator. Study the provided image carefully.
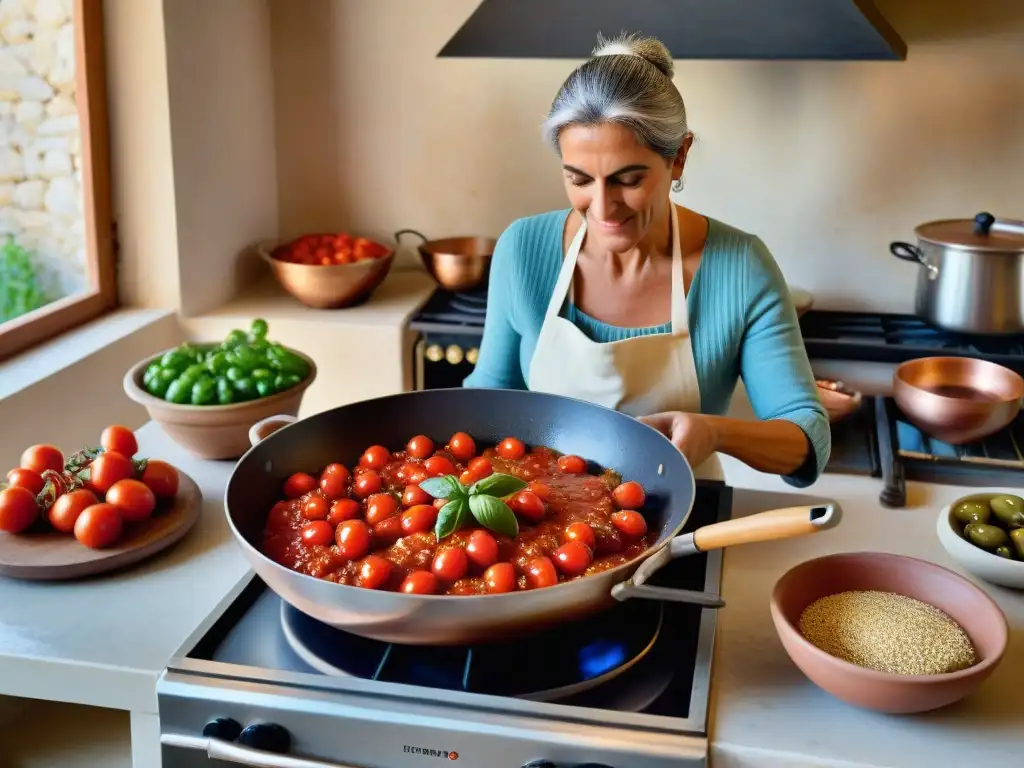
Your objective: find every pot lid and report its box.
[916,212,1024,253]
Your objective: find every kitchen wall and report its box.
[268,0,1024,313]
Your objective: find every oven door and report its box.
[162,735,362,767]
[413,332,481,390]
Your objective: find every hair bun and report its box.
[593,32,674,78]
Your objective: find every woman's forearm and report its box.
[703,415,810,475]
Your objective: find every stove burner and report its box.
[281,598,663,702]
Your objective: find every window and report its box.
[0,0,114,362]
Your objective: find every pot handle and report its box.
[393,228,429,248]
[610,503,842,606]
[248,414,298,447]
[890,241,939,279]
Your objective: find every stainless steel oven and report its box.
[408,289,486,391]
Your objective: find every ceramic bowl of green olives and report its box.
[936,491,1024,590]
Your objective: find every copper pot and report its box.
[892,356,1024,444]
[395,229,495,293]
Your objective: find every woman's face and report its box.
[559,122,690,252]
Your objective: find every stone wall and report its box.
[0,0,84,302]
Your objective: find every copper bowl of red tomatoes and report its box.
[257,233,395,309]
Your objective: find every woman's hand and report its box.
[637,411,720,468]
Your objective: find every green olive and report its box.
[953,500,991,526]
[1009,528,1024,559]
[989,494,1024,530]
[995,546,1015,559]
[966,523,1010,551]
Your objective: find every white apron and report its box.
[527,209,724,481]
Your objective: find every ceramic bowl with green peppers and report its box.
[936,491,1024,590]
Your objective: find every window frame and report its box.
[0,0,116,362]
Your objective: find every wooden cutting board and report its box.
[0,470,203,581]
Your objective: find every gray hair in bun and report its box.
[542,33,690,165]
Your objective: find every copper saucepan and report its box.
[394,229,495,293]
[892,356,1024,444]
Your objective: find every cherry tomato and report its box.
[433,497,448,510]
[0,486,38,533]
[468,457,493,477]
[354,470,382,498]
[525,556,558,589]
[20,444,63,475]
[105,479,156,523]
[557,455,587,474]
[401,504,437,535]
[74,503,123,549]
[594,528,625,556]
[322,462,350,479]
[564,522,596,550]
[553,541,593,576]
[6,467,44,495]
[432,547,469,582]
[484,562,517,593]
[424,455,455,477]
[319,471,347,500]
[401,570,439,595]
[87,451,134,495]
[402,484,432,507]
[328,498,361,525]
[335,520,371,559]
[373,515,404,544]
[300,520,334,546]
[358,555,392,589]
[283,472,317,499]
[302,495,330,520]
[497,437,526,460]
[365,493,399,525]
[447,432,476,462]
[465,529,498,569]
[611,509,648,538]
[141,460,179,498]
[459,470,475,485]
[360,445,390,470]
[526,480,551,500]
[101,425,138,458]
[407,435,434,460]
[404,465,429,485]
[509,490,545,521]
[613,481,646,510]
[49,488,98,533]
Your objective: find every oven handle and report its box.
[162,733,359,768]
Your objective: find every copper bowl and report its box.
[395,229,494,293]
[256,240,395,309]
[892,356,1024,444]
[771,552,1008,714]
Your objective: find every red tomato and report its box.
[557,455,587,474]
[328,498,361,525]
[283,472,317,499]
[6,467,44,495]
[402,484,432,507]
[101,425,138,458]
[484,562,517,594]
[459,470,475,486]
[526,480,551,500]
[447,432,476,462]
[611,509,648,538]
[496,437,526,460]
[360,445,390,470]
[358,555,392,589]
[319,471,348,500]
[365,493,398,525]
[400,570,439,595]
[105,479,156,523]
[407,435,434,460]
[433,497,448,510]
[20,444,63,475]
[335,520,371,559]
[468,457,493,477]
[613,481,646,509]
[465,529,498,569]
[525,556,558,589]
[74,503,123,549]
[321,462,350,480]
[302,495,330,521]
[354,471,382,498]
[564,522,596,550]
[87,451,134,495]
[553,541,593,576]
[141,460,179,498]
[0,486,38,533]
[300,520,334,547]
[373,515,404,544]
[49,488,98,533]
[404,465,429,486]
[401,504,437,535]
[594,528,625,556]
[432,547,469,582]
[509,490,545,521]
[424,455,456,477]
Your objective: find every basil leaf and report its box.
[468,494,519,538]
[419,475,462,500]
[435,498,468,541]
[469,472,527,499]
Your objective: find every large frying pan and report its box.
[226,389,841,645]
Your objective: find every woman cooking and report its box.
[463,33,830,486]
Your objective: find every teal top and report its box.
[462,209,831,487]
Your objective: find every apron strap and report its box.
[669,206,689,333]
[544,213,587,322]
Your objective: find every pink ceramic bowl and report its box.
[771,551,1008,714]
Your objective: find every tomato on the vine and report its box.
[87,452,134,495]
[101,425,138,458]
[74,503,123,549]
[141,460,179,498]
[20,444,63,475]
[106,479,156,523]
[0,486,38,533]
[49,489,98,533]
[6,467,44,495]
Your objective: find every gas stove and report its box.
[157,482,732,768]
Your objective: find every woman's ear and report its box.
[672,133,694,181]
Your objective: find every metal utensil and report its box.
[394,229,495,293]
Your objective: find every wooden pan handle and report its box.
[691,503,841,552]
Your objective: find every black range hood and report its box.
[439,0,907,61]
